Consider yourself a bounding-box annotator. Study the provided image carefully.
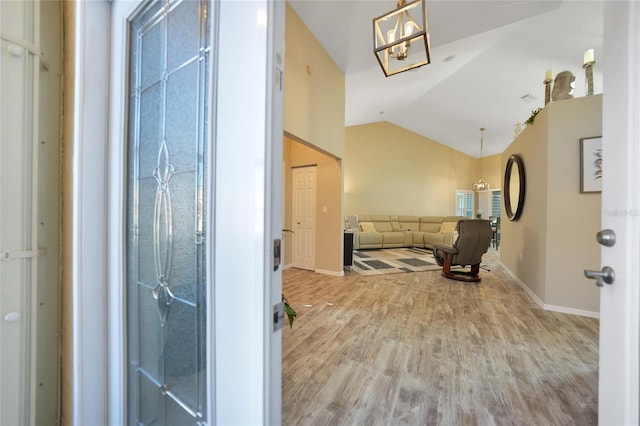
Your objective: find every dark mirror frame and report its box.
[503,154,526,221]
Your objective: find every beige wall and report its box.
[283,136,343,274]
[283,3,345,274]
[546,95,602,311]
[284,4,345,159]
[501,95,602,314]
[344,122,482,216]
[479,154,502,190]
[501,111,550,302]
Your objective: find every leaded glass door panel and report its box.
[126,0,211,424]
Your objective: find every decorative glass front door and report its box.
[126,0,211,423]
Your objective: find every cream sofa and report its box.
[353,214,464,250]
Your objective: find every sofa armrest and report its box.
[352,230,360,250]
[402,230,413,246]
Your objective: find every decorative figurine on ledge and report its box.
[544,69,553,105]
[583,48,596,96]
[552,70,576,101]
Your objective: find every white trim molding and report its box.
[543,304,599,319]
[71,1,110,424]
[499,262,598,318]
[315,269,345,277]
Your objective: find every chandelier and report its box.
[373,0,431,77]
[472,128,490,192]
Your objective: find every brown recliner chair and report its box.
[433,219,492,282]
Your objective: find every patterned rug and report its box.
[351,247,441,276]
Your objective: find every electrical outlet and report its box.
[519,253,524,262]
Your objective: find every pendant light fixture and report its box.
[373,0,431,77]
[472,128,490,192]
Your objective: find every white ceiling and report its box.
[288,0,604,157]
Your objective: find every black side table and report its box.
[343,231,354,267]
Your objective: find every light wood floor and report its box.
[282,249,599,425]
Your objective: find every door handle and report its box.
[584,266,615,287]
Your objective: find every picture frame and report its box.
[580,136,602,193]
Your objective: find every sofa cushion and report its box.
[388,216,404,231]
[412,231,428,247]
[424,232,446,247]
[439,221,458,233]
[398,215,420,231]
[369,214,391,222]
[359,232,383,247]
[374,222,393,232]
[419,216,444,232]
[359,222,377,233]
[382,232,405,247]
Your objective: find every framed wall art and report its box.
[580,136,602,193]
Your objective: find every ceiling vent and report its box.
[520,93,537,103]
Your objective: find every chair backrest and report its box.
[453,219,492,265]
[489,216,500,230]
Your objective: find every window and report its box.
[491,189,502,217]
[126,0,211,422]
[455,190,474,217]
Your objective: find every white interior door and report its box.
[292,166,316,270]
[596,3,640,424]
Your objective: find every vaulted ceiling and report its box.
[288,0,604,157]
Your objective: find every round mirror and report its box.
[503,154,526,221]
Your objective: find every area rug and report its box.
[351,247,441,276]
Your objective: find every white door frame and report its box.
[71,1,110,423]
[214,0,284,424]
[73,0,283,424]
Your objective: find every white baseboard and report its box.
[282,264,344,277]
[500,263,544,309]
[314,268,344,277]
[543,304,600,319]
[499,262,599,319]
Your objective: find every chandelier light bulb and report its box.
[387,28,396,44]
[404,21,414,37]
[387,29,398,55]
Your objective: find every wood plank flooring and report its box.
[282,249,599,425]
